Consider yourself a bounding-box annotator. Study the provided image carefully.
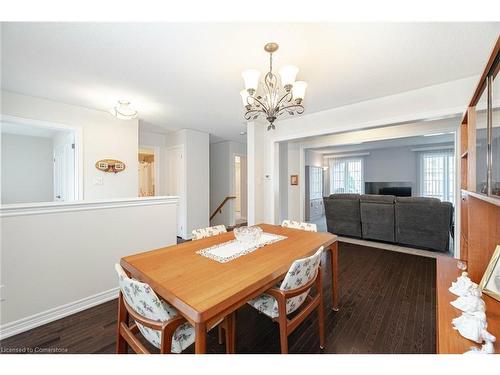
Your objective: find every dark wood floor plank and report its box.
[0,243,436,354]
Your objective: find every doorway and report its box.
[234,155,247,225]
[138,147,160,197]
[1,116,81,204]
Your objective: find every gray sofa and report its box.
[394,197,453,252]
[323,194,453,252]
[360,194,395,242]
[323,194,362,238]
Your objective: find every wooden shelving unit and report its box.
[436,35,500,354]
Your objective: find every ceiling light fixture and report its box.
[241,42,307,130]
[110,100,138,120]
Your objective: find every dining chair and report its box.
[281,219,317,232]
[115,264,235,354]
[247,246,325,353]
[192,224,227,240]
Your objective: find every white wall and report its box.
[167,129,210,238]
[287,142,301,221]
[186,130,210,236]
[247,76,476,225]
[0,197,178,337]
[364,146,418,188]
[1,91,139,200]
[304,149,323,167]
[1,133,54,203]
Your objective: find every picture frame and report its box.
[479,245,500,301]
[290,174,298,186]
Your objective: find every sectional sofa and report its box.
[323,194,454,252]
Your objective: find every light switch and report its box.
[93,176,103,185]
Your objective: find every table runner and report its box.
[196,232,287,263]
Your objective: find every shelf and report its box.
[437,256,500,354]
[462,190,500,207]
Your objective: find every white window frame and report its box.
[419,150,454,202]
[308,166,323,200]
[328,157,364,194]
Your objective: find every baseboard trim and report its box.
[338,236,448,259]
[0,287,119,340]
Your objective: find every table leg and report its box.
[329,242,339,311]
[224,311,236,354]
[194,322,207,354]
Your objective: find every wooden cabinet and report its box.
[460,192,468,261]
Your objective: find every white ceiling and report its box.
[1,23,499,142]
[311,132,455,155]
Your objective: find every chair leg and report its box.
[317,268,325,350]
[224,312,236,354]
[116,292,128,354]
[278,317,288,354]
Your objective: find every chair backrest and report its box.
[115,264,178,348]
[192,224,227,240]
[281,219,317,232]
[278,246,324,315]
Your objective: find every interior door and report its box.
[53,133,75,201]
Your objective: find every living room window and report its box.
[309,166,323,200]
[329,158,364,194]
[420,151,454,202]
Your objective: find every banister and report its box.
[210,196,236,220]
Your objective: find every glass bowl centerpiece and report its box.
[234,225,263,245]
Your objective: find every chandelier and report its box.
[110,100,138,120]
[240,42,307,130]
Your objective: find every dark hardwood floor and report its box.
[0,243,436,354]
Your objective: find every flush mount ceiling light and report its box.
[110,100,138,120]
[241,42,307,131]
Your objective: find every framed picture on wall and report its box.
[479,245,500,301]
[290,174,298,185]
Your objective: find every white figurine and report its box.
[449,272,482,297]
[452,311,496,344]
[451,295,486,313]
[465,341,495,354]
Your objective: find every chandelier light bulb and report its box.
[292,81,308,103]
[240,90,252,109]
[242,69,260,94]
[279,65,299,90]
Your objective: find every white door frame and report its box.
[1,114,83,201]
[139,145,161,196]
[232,153,247,225]
[166,145,187,238]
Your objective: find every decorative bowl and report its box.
[234,226,263,244]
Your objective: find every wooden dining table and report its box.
[120,223,339,353]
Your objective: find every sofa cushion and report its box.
[395,198,453,252]
[360,195,395,242]
[360,194,395,204]
[323,194,361,237]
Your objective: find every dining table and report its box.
[120,223,339,353]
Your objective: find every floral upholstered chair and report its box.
[281,219,317,232]
[115,264,234,354]
[192,224,227,240]
[247,246,325,353]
